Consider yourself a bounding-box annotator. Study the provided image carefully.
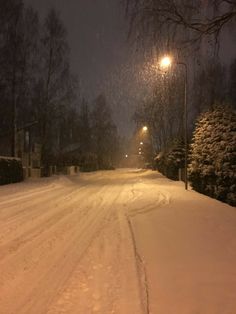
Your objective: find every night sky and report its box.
[24,0,236,137]
[24,0,143,136]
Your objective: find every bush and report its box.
[0,156,23,185]
[189,105,236,206]
[155,141,185,180]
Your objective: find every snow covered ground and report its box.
[0,169,236,314]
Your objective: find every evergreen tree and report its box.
[189,105,236,206]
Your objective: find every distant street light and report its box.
[125,154,128,158]
[140,141,143,145]
[142,126,148,132]
[160,55,188,190]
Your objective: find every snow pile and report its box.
[189,105,236,206]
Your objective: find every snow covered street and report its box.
[0,169,236,314]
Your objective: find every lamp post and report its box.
[160,56,188,190]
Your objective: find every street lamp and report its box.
[160,56,172,70]
[159,55,188,190]
[142,126,148,132]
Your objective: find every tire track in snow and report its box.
[18,183,126,314]
[122,177,171,314]
[0,169,170,314]
[0,184,89,245]
[126,213,150,314]
[46,182,142,314]
[0,179,125,314]
[17,198,112,314]
[0,184,107,272]
[0,180,62,207]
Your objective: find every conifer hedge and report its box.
[189,106,236,206]
[155,141,185,180]
[0,157,23,185]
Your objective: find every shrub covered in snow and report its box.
[0,157,23,185]
[189,105,236,206]
[155,141,185,180]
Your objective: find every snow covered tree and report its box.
[189,105,236,206]
[155,139,185,180]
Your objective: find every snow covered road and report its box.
[0,169,236,314]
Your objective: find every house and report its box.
[0,123,42,178]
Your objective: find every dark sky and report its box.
[24,0,141,137]
[24,0,235,137]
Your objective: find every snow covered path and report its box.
[0,169,236,314]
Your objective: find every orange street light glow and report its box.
[160,56,172,69]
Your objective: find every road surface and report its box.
[0,169,236,314]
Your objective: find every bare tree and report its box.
[91,94,119,169]
[0,0,40,156]
[134,70,185,153]
[192,57,226,114]
[229,58,236,108]
[125,0,236,45]
[35,8,75,165]
[78,99,92,153]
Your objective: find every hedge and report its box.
[0,156,23,185]
[189,106,236,206]
[155,141,185,180]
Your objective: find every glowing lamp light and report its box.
[160,56,172,69]
[125,154,128,158]
[142,126,148,132]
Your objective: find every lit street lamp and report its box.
[160,55,188,190]
[160,56,172,70]
[142,126,148,132]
